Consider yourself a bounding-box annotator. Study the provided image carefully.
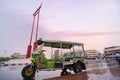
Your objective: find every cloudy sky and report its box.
[0,0,120,57]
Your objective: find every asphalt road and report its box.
[45,59,120,80]
[0,59,119,80]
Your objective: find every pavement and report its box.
[44,59,120,80]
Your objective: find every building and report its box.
[104,46,120,57]
[85,50,98,58]
[11,53,26,59]
[19,55,26,59]
[11,53,20,58]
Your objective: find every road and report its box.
[45,59,120,80]
[0,59,120,80]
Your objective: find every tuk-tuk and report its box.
[21,38,86,80]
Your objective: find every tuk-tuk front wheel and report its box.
[22,65,36,79]
[61,68,68,76]
[61,70,68,76]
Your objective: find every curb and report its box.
[1,63,29,67]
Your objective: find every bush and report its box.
[0,57,10,62]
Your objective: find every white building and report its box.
[12,53,20,57]
[85,50,98,58]
[11,53,25,59]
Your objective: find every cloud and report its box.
[45,31,120,40]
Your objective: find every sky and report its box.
[0,0,120,57]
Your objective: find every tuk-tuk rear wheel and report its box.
[73,63,82,73]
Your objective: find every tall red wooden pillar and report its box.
[26,4,42,58]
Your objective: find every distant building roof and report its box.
[104,46,120,50]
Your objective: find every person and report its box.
[114,51,120,65]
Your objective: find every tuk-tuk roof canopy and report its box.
[37,39,84,49]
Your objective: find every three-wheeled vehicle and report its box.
[21,38,86,80]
